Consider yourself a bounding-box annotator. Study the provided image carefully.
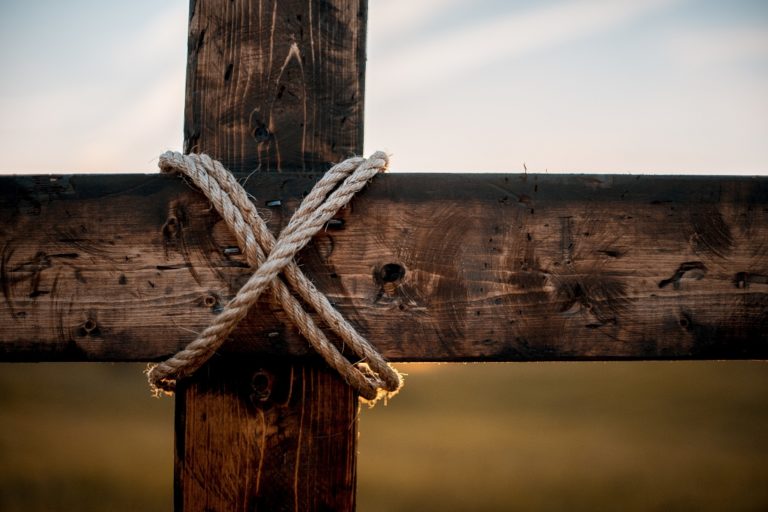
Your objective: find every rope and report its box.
[146,151,403,402]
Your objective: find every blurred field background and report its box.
[1,361,766,511]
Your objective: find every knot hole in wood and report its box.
[379,263,405,283]
[250,369,274,403]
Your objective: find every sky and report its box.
[0,0,766,174]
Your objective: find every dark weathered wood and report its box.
[1,173,767,362]
[174,1,366,510]
[184,0,366,173]
[175,359,357,511]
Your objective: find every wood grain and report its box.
[1,173,766,362]
[175,359,357,511]
[184,0,366,172]
[175,1,365,510]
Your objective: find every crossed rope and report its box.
[146,151,403,401]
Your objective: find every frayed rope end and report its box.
[357,363,405,408]
[144,363,176,398]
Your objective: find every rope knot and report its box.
[147,151,403,403]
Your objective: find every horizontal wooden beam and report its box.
[1,172,766,362]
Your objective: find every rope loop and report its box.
[146,151,403,403]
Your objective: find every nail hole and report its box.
[326,218,345,229]
[203,295,217,308]
[251,370,273,402]
[380,263,405,283]
[252,125,271,142]
[83,319,97,332]
[163,216,179,238]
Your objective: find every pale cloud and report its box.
[72,3,187,171]
[73,72,184,171]
[369,0,465,41]
[365,0,768,174]
[0,2,187,173]
[665,26,768,68]
[368,0,684,101]
[114,3,188,72]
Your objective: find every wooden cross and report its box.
[1,1,766,510]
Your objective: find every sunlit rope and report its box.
[146,151,403,403]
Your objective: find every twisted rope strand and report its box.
[147,151,402,401]
[153,152,381,398]
[200,154,401,392]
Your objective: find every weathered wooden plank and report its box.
[183,0,366,173]
[175,358,357,511]
[1,172,767,361]
[175,1,365,510]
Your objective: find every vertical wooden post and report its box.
[175,1,367,510]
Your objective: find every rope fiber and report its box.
[146,151,403,402]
